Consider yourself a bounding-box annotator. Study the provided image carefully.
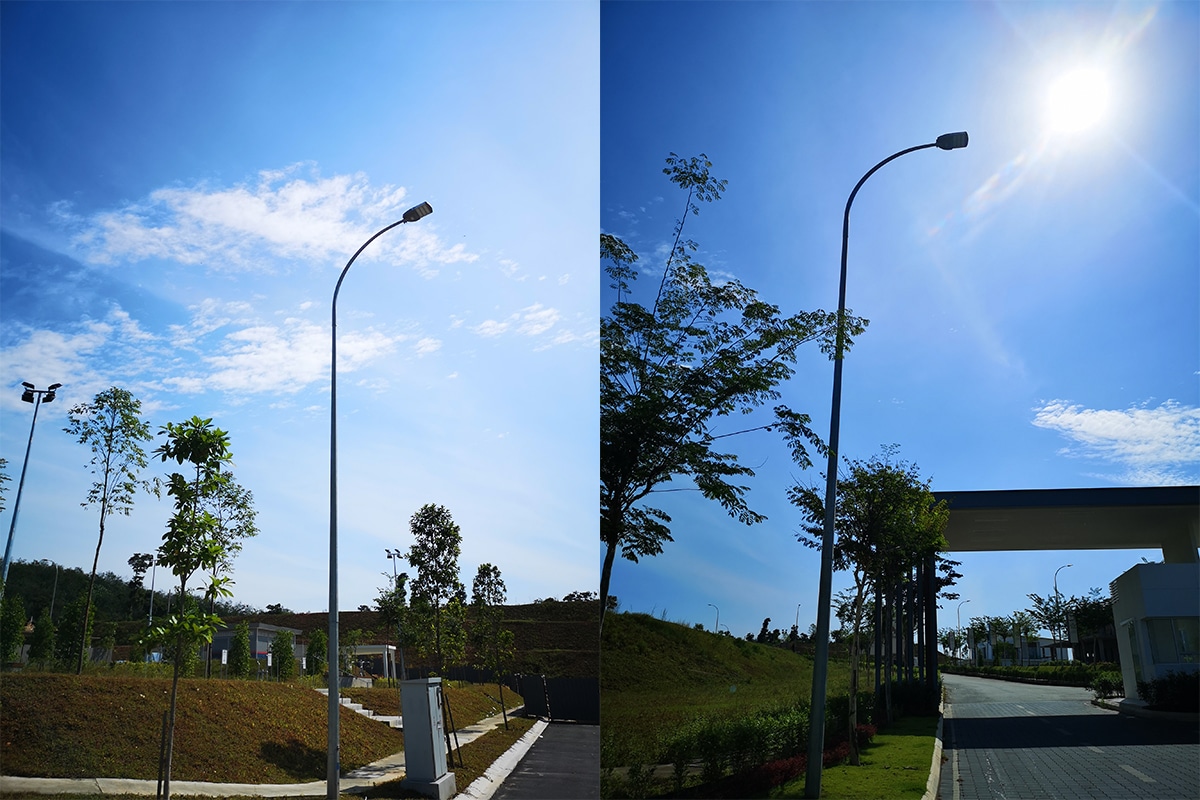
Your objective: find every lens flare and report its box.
[1045,67,1111,133]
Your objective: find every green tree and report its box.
[28,608,55,667]
[198,475,258,675]
[150,416,236,800]
[55,594,93,667]
[600,153,866,629]
[405,503,466,676]
[306,626,327,677]
[0,592,26,664]
[377,571,409,682]
[1010,611,1038,666]
[65,387,153,674]
[228,620,253,678]
[271,630,296,680]
[128,553,156,620]
[470,563,515,728]
[1027,592,1069,659]
[792,448,950,762]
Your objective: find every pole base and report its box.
[401,773,456,800]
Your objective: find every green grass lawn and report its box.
[773,715,938,799]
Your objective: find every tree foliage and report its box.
[791,446,950,763]
[228,620,254,678]
[271,629,296,680]
[28,608,55,666]
[0,592,26,663]
[150,416,237,800]
[306,626,327,677]
[470,563,514,727]
[600,152,868,627]
[65,387,153,674]
[405,503,466,676]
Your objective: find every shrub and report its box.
[1091,671,1124,699]
[1137,670,1200,712]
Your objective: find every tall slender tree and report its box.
[792,447,950,762]
[65,387,152,674]
[150,416,235,800]
[470,563,514,728]
[405,504,466,676]
[600,153,867,628]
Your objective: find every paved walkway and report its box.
[938,673,1200,800]
[491,723,598,800]
[0,707,525,797]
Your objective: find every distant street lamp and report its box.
[955,599,971,662]
[795,603,802,631]
[328,202,432,800]
[1,382,62,601]
[1053,563,1072,660]
[805,132,968,800]
[385,548,407,685]
[707,603,719,634]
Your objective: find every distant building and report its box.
[210,621,303,666]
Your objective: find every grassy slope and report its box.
[602,613,852,761]
[0,674,510,783]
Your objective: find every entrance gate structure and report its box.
[933,485,1199,707]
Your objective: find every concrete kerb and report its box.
[0,706,526,797]
[455,719,549,800]
[920,694,947,800]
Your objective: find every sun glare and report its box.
[1045,67,1111,133]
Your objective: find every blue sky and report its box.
[601,2,1198,641]
[0,2,598,613]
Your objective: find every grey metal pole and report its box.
[1,385,58,599]
[1053,563,1072,661]
[328,204,431,800]
[804,135,966,798]
[707,602,719,634]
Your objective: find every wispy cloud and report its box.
[1032,399,1200,485]
[65,163,478,276]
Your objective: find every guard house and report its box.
[936,485,1199,709]
[210,621,303,663]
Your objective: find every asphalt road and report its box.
[492,722,599,800]
[938,673,1199,800]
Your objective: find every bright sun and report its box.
[1045,67,1111,133]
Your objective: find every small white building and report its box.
[1110,563,1200,705]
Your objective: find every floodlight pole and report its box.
[805,134,966,799]
[1,382,62,601]
[328,203,432,800]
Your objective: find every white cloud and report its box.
[413,337,442,356]
[473,319,511,337]
[516,304,560,336]
[1032,399,1200,485]
[67,163,478,275]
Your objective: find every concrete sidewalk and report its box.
[0,707,525,797]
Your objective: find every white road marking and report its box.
[1087,745,1103,753]
[1120,764,1156,783]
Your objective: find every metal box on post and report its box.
[400,677,456,799]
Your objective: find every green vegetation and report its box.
[0,674,520,782]
[602,612,853,766]
[943,660,1119,688]
[342,681,521,723]
[1137,669,1199,712]
[774,714,937,799]
[0,717,537,800]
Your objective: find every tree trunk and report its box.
[162,582,186,800]
[599,530,619,631]
[78,503,108,674]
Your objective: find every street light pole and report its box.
[707,603,719,634]
[385,548,407,685]
[1,382,62,601]
[1053,563,1072,661]
[805,133,967,799]
[328,202,432,800]
[956,599,971,662]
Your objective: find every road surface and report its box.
[938,673,1199,800]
